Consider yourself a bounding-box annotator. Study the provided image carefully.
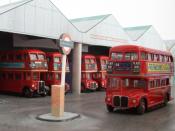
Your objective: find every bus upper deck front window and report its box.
[111,52,123,60]
[38,54,45,60]
[85,58,90,64]
[54,57,61,63]
[125,52,138,60]
[30,54,37,60]
[90,59,95,63]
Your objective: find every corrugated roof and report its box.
[0,0,32,15]
[124,25,152,41]
[70,14,111,32]
[164,40,175,51]
[70,14,111,23]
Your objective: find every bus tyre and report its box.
[23,87,33,98]
[164,94,168,106]
[81,84,86,93]
[136,99,146,115]
[41,91,47,97]
[106,104,114,112]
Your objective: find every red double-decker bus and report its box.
[0,49,48,97]
[81,54,98,92]
[105,45,174,114]
[41,52,70,94]
[93,56,109,90]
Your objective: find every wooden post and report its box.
[51,54,66,117]
[51,85,64,117]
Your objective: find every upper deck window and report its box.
[38,54,45,60]
[54,57,61,62]
[111,52,123,60]
[141,52,147,60]
[90,59,95,63]
[85,58,90,63]
[101,59,108,65]
[29,54,37,60]
[125,52,138,60]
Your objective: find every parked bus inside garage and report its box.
[0,49,49,97]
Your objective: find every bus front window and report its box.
[54,57,61,63]
[123,78,146,88]
[108,78,120,89]
[30,54,37,60]
[38,54,45,60]
[125,52,138,60]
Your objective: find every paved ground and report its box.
[0,92,175,131]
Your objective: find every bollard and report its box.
[51,85,65,117]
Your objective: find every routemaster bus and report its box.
[0,49,49,97]
[105,45,174,114]
[41,52,70,94]
[93,56,109,90]
[81,54,98,92]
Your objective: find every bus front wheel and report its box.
[106,104,114,112]
[136,99,146,115]
[23,87,33,98]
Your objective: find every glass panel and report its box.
[54,57,61,62]
[38,54,45,60]
[55,73,61,80]
[111,52,123,60]
[86,73,92,80]
[33,72,39,80]
[125,52,138,60]
[30,54,37,60]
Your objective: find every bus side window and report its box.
[154,54,159,61]
[151,54,154,61]
[8,54,14,61]
[24,54,28,61]
[15,73,21,80]
[170,56,173,62]
[0,73,2,80]
[148,53,151,61]
[161,55,165,62]
[166,78,169,85]
[161,79,166,86]
[1,54,7,61]
[2,73,6,80]
[8,73,13,80]
[150,81,154,88]
[141,52,148,60]
[155,79,160,87]
[16,54,22,61]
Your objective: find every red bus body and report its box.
[42,52,70,93]
[0,49,48,97]
[93,56,109,90]
[81,54,98,91]
[105,45,174,114]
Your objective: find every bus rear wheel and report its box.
[23,87,33,98]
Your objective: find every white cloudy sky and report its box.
[0,0,175,40]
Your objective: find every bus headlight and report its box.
[132,99,137,104]
[44,62,48,68]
